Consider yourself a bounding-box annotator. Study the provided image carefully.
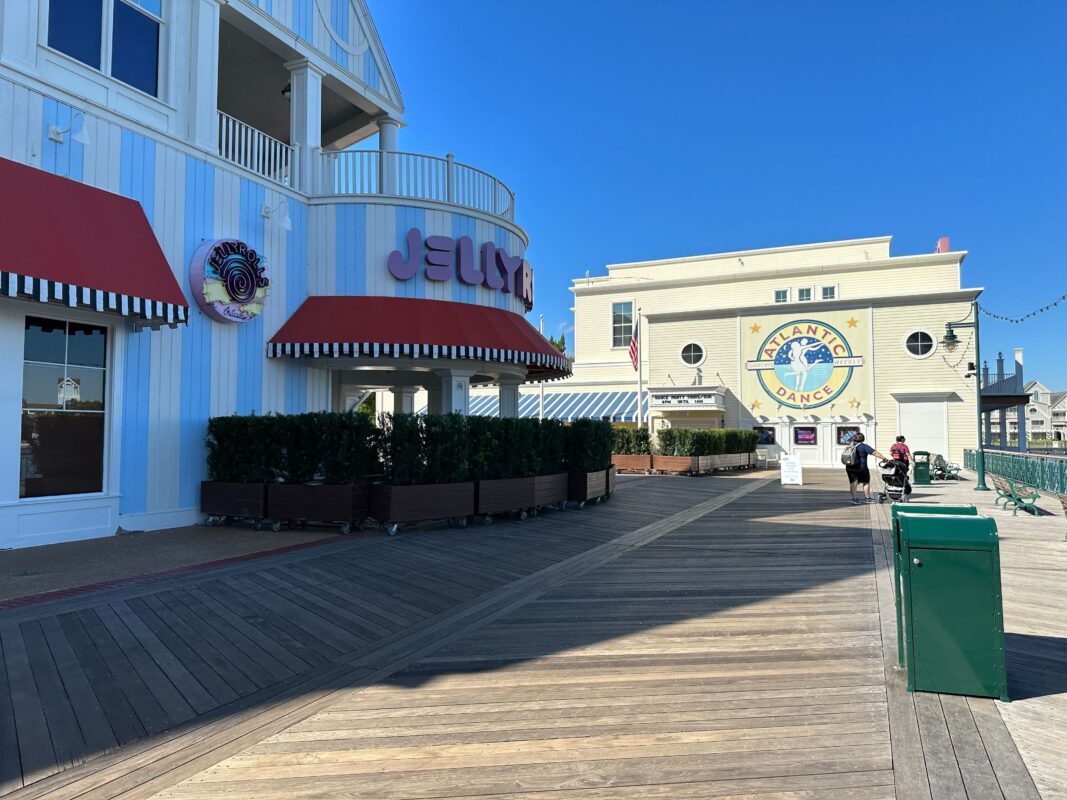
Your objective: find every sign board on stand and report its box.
[780,454,803,486]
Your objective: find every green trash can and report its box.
[898,514,1008,701]
[892,505,977,666]
[913,451,932,485]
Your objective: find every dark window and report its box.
[794,426,817,445]
[112,0,160,96]
[836,426,861,446]
[48,0,103,69]
[906,331,934,357]
[754,426,776,445]
[21,317,107,498]
[680,343,703,365]
[611,302,633,348]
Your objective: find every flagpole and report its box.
[538,314,545,420]
[636,308,643,428]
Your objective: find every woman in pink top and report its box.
[890,435,912,464]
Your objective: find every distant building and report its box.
[988,379,1067,443]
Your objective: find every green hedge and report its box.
[207,412,377,484]
[207,413,617,486]
[654,426,759,456]
[612,427,651,455]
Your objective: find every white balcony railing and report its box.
[316,149,515,221]
[217,111,295,188]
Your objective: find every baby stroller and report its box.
[877,459,912,504]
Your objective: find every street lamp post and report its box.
[941,300,989,491]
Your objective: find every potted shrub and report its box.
[475,417,538,522]
[371,412,474,533]
[534,419,569,510]
[653,427,699,474]
[267,412,375,534]
[612,426,652,473]
[201,414,281,528]
[566,419,613,505]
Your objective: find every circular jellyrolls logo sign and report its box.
[746,320,863,409]
[189,239,270,323]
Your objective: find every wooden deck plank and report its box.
[0,625,58,783]
[153,587,294,688]
[0,630,25,795]
[54,613,146,746]
[35,617,117,755]
[966,698,1041,800]
[17,621,86,770]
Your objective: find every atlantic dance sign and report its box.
[388,228,534,311]
[745,318,864,409]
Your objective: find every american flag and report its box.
[628,322,639,371]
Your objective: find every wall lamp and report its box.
[48,112,91,146]
[262,200,292,231]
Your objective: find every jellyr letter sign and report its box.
[388,228,534,311]
[189,238,270,323]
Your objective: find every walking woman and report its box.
[841,433,887,505]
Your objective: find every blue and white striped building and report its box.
[0,0,566,548]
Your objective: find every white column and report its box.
[429,369,473,415]
[286,59,325,193]
[498,375,523,419]
[377,116,401,195]
[998,408,1008,448]
[186,0,221,151]
[0,0,37,70]
[391,387,417,415]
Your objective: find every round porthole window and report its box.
[680,342,705,366]
[905,330,935,359]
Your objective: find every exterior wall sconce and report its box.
[48,112,91,146]
[262,200,292,231]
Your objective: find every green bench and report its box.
[991,474,1041,516]
[933,454,961,480]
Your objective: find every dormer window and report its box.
[47,0,162,98]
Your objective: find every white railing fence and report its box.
[217,111,295,188]
[317,149,515,220]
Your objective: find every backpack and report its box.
[840,444,858,467]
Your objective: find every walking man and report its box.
[841,432,887,505]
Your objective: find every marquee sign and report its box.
[189,238,270,323]
[388,228,534,311]
[745,319,863,409]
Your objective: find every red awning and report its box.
[268,296,571,380]
[0,157,187,326]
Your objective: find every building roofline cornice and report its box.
[644,288,984,323]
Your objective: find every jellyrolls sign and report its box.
[388,228,534,311]
[189,239,270,323]
[742,311,871,412]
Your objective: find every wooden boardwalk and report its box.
[0,469,1060,799]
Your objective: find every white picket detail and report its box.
[318,149,514,221]
[217,111,295,188]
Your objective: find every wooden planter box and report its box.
[477,477,536,515]
[607,466,617,495]
[200,481,266,519]
[612,454,651,473]
[370,481,474,524]
[534,473,569,507]
[267,483,367,523]
[569,469,608,502]
[652,455,699,474]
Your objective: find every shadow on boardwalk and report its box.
[1,471,886,798]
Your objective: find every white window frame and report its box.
[17,304,122,502]
[797,286,814,303]
[773,288,790,304]
[39,0,168,103]
[610,299,635,350]
[678,342,706,368]
[820,285,838,301]
[903,329,937,360]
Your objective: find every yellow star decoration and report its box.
[846,317,859,328]
[750,323,761,334]
[750,399,762,411]
[848,398,860,408]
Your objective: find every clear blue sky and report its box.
[370,1,1067,387]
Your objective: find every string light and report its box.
[979,293,1067,324]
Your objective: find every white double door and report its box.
[896,400,948,459]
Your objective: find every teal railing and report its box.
[965,448,1067,495]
